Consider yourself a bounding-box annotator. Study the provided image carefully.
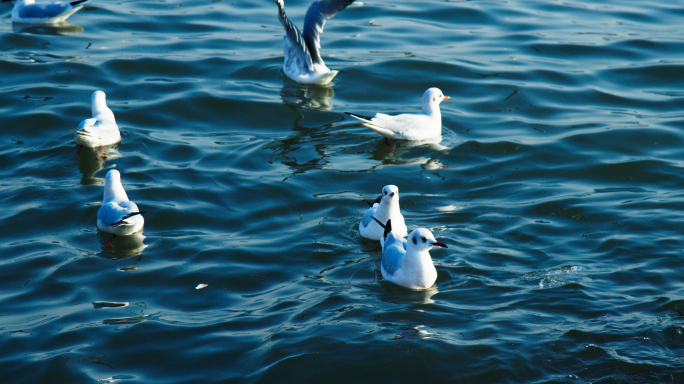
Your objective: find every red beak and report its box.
[443,96,451,100]
[431,241,447,248]
[390,192,395,197]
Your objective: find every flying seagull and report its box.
[274,0,355,85]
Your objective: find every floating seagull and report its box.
[274,0,355,85]
[75,90,120,151]
[359,185,407,242]
[372,218,447,290]
[97,170,145,248]
[346,87,451,146]
[11,0,90,24]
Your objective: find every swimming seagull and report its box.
[11,0,90,24]
[346,88,451,147]
[75,90,120,148]
[359,185,407,242]
[274,0,355,85]
[97,170,145,248]
[372,217,447,290]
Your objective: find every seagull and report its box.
[346,87,451,147]
[75,90,120,148]
[359,185,407,242]
[11,0,90,24]
[97,170,145,248]
[274,0,355,85]
[372,217,447,290]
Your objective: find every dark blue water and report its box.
[1,0,684,382]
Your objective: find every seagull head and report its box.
[104,169,129,203]
[104,169,122,193]
[423,87,451,106]
[407,228,448,252]
[91,90,115,121]
[105,169,121,183]
[92,90,107,103]
[381,185,399,203]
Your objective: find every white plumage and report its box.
[359,185,407,241]
[97,170,145,242]
[373,218,447,290]
[346,88,451,141]
[75,90,121,148]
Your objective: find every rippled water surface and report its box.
[2,0,684,382]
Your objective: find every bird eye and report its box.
[384,191,387,195]
[421,237,427,242]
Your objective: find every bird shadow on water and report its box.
[12,22,84,35]
[264,104,341,180]
[369,135,453,171]
[76,144,120,185]
[279,80,336,111]
[96,230,147,262]
[375,285,439,305]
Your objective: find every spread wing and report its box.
[303,0,355,65]
[275,0,314,71]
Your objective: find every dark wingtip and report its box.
[110,211,145,227]
[345,112,373,121]
[366,195,382,207]
[371,217,392,239]
[384,219,392,238]
[69,0,88,6]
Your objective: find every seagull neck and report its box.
[104,182,129,203]
[93,103,116,122]
[421,103,442,119]
[404,248,433,271]
[376,199,398,217]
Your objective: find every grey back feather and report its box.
[381,233,405,275]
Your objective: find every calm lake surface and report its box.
[1,0,683,382]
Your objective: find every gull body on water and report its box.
[11,0,89,24]
[75,90,121,148]
[346,88,451,142]
[373,218,447,290]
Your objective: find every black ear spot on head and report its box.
[432,97,435,101]
[412,237,417,245]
